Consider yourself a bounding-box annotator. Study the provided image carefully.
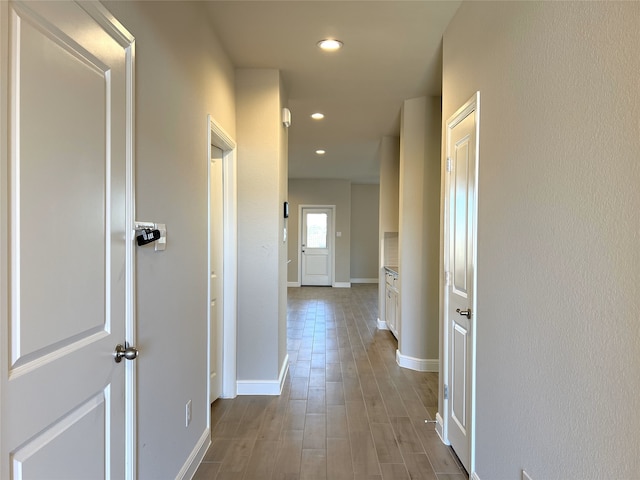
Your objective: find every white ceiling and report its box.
[205,1,461,183]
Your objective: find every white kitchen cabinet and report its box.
[384,269,399,338]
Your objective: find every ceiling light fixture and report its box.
[315,150,326,155]
[317,39,343,51]
[311,113,325,120]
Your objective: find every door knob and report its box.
[114,343,139,363]
[456,308,472,319]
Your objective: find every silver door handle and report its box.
[456,308,471,319]
[114,343,139,363]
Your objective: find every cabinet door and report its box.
[386,286,397,338]
[385,287,392,331]
[394,290,400,338]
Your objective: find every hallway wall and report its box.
[350,184,380,281]
[101,1,236,477]
[442,2,640,478]
[398,97,441,367]
[236,68,289,387]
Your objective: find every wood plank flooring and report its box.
[194,284,467,480]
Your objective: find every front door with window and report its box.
[301,207,333,286]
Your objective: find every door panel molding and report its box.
[12,391,108,478]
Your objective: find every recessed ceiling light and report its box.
[311,113,325,120]
[317,39,343,51]
[315,149,326,155]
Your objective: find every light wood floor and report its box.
[194,284,468,480]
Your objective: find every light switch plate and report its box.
[336,231,342,237]
[155,223,166,251]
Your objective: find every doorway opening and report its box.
[207,116,238,406]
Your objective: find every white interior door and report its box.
[445,94,479,473]
[209,146,224,403]
[0,1,134,477]
[301,207,333,286]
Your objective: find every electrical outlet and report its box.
[185,400,192,427]
[522,470,533,480]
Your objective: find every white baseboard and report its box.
[237,354,289,395]
[333,282,351,288]
[287,281,300,287]
[396,350,439,372]
[376,318,389,330]
[435,412,448,445]
[175,428,210,480]
[350,278,378,284]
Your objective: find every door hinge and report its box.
[444,384,449,400]
[446,157,452,173]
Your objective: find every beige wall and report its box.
[288,179,351,285]
[378,136,400,235]
[278,80,289,376]
[100,1,235,477]
[443,2,640,478]
[236,69,288,383]
[350,184,380,280]
[398,97,441,364]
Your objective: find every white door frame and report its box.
[438,92,479,476]
[298,205,335,287]
[121,11,136,478]
[207,116,237,405]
